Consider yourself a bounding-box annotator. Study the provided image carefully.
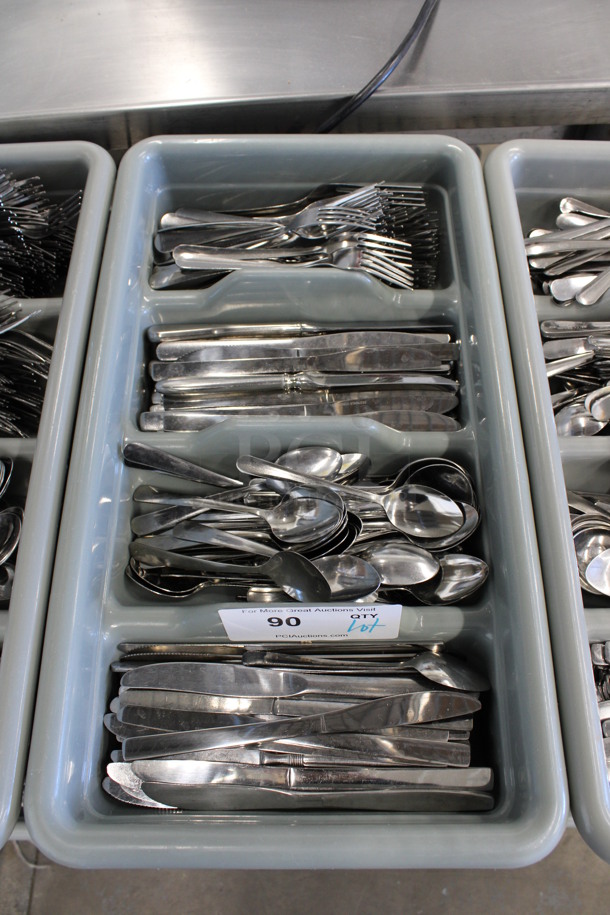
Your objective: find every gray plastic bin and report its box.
[484,139,610,864]
[24,134,566,869]
[0,142,115,847]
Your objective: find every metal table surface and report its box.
[0,0,608,151]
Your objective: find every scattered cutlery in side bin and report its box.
[150,183,440,291]
[103,643,493,812]
[124,443,488,605]
[0,457,21,603]
[590,642,610,778]
[524,197,610,307]
[565,490,610,598]
[140,322,460,433]
[539,319,610,435]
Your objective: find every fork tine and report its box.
[360,257,414,289]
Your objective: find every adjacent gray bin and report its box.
[24,135,566,869]
[484,139,610,864]
[0,142,115,847]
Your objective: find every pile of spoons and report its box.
[0,458,22,602]
[150,183,440,291]
[140,321,461,434]
[125,442,488,605]
[103,641,494,812]
[541,320,610,435]
[525,197,610,307]
[589,641,610,778]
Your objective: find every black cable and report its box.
[313,0,440,134]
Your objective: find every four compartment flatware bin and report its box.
[485,139,610,864]
[23,134,566,868]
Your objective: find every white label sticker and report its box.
[218,604,402,642]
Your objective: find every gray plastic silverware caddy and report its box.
[25,135,566,868]
[0,141,115,847]
[484,139,610,864]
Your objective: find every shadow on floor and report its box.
[0,829,608,915]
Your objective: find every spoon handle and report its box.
[173,522,277,558]
[129,539,272,575]
[236,454,374,503]
[123,442,241,489]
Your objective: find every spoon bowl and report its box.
[129,538,332,603]
[275,446,343,480]
[166,490,345,545]
[357,539,440,587]
[409,651,489,692]
[0,457,13,500]
[0,562,15,601]
[573,524,610,593]
[0,509,21,565]
[555,402,607,436]
[410,554,489,604]
[584,547,610,596]
[312,554,381,600]
[235,455,465,541]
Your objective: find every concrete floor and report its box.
[0,829,607,914]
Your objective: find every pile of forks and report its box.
[0,295,52,437]
[103,642,494,812]
[150,183,440,291]
[0,168,82,297]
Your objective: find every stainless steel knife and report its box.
[127,759,493,791]
[121,691,481,760]
[119,660,438,700]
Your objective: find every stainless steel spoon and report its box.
[236,455,465,541]
[275,446,343,480]
[555,402,606,436]
[409,554,489,604]
[356,539,440,587]
[123,442,241,488]
[170,524,378,601]
[129,538,332,603]
[165,491,343,545]
[0,509,21,565]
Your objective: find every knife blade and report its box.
[176,338,459,363]
[129,759,493,791]
[139,409,460,433]
[153,372,459,396]
[147,388,458,413]
[114,688,354,718]
[154,331,455,360]
[147,323,453,344]
[107,723,469,767]
[119,660,439,700]
[149,347,452,380]
[121,691,482,760]
[138,781,495,812]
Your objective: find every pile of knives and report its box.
[104,642,494,812]
[140,322,460,433]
